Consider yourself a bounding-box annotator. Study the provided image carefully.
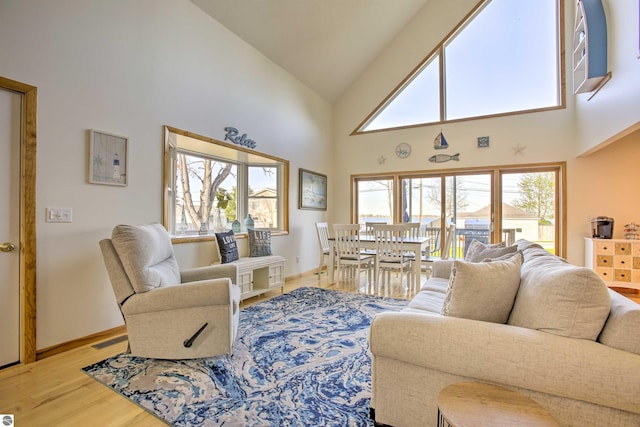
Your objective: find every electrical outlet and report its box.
[296,256,300,264]
[46,207,72,223]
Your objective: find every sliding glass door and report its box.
[501,170,558,254]
[353,163,564,257]
[400,173,492,258]
[447,173,492,258]
[355,178,394,226]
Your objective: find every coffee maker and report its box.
[591,216,614,239]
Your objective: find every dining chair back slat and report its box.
[332,224,373,285]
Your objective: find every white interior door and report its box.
[0,87,21,368]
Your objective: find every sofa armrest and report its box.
[432,260,454,279]
[180,263,237,283]
[122,278,236,315]
[370,312,640,415]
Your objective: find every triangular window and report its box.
[364,54,440,131]
[356,0,562,134]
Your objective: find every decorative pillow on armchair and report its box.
[465,239,517,262]
[441,253,523,323]
[248,228,272,257]
[215,231,239,263]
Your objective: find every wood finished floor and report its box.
[1,269,637,426]
[0,269,412,427]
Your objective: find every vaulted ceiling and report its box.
[191,0,429,103]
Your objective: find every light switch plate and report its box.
[46,207,72,223]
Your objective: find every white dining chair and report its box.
[365,221,387,236]
[315,222,331,275]
[402,222,422,239]
[333,224,374,285]
[372,224,413,293]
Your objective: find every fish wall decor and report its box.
[429,153,460,163]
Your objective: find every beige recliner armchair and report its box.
[99,223,241,359]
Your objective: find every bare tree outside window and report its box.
[164,126,289,236]
[176,153,234,230]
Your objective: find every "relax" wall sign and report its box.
[224,127,257,149]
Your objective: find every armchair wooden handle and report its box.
[183,323,208,348]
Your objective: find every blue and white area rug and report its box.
[82,287,408,426]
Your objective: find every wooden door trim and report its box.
[0,76,37,364]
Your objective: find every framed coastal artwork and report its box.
[88,130,128,186]
[299,168,327,210]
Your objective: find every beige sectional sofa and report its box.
[369,240,640,427]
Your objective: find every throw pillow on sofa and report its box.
[441,252,523,323]
[248,228,272,257]
[508,251,611,341]
[215,231,239,263]
[465,239,517,262]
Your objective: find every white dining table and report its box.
[328,235,431,291]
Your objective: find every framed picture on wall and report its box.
[299,168,327,210]
[88,130,128,186]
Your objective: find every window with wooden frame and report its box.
[352,163,565,258]
[163,126,289,240]
[354,0,564,134]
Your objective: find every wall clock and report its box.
[395,143,411,159]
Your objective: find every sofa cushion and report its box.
[441,254,522,323]
[406,289,447,314]
[215,231,239,263]
[419,277,450,294]
[111,223,181,293]
[598,289,640,355]
[508,251,611,340]
[248,228,272,257]
[464,239,517,262]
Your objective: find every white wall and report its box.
[0,0,332,349]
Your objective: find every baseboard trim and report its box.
[36,325,127,360]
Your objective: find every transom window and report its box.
[163,126,289,239]
[355,0,563,133]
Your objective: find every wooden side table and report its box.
[437,382,559,427]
